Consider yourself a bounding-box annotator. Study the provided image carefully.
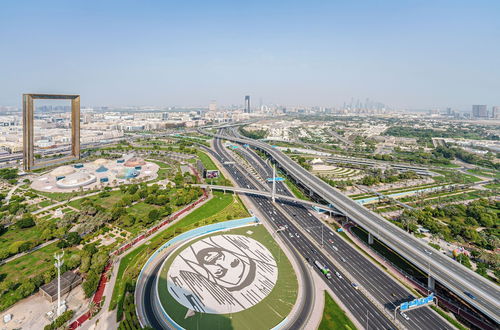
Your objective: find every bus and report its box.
[314,260,332,279]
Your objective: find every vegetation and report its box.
[384,126,498,141]
[398,198,499,281]
[44,309,74,330]
[110,191,249,314]
[239,126,268,139]
[318,292,357,330]
[0,168,18,182]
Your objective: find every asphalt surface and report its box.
[211,127,500,325]
[225,135,454,330]
[211,136,397,329]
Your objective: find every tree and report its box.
[456,254,472,269]
[66,232,82,246]
[82,271,100,298]
[17,215,35,229]
[147,209,161,224]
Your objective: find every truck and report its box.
[314,260,332,279]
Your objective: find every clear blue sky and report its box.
[1,0,499,109]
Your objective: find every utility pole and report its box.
[54,251,64,316]
[272,164,276,203]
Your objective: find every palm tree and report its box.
[88,301,99,317]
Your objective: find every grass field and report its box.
[197,150,229,185]
[157,224,298,329]
[69,190,124,209]
[467,168,500,179]
[0,242,78,290]
[318,292,357,330]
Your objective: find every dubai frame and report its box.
[22,94,80,171]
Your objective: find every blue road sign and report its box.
[400,293,434,312]
[337,228,344,232]
[266,177,285,182]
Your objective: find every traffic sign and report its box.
[266,177,285,182]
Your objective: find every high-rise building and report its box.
[244,95,251,113]
[492,106,500,119]
[472,105,488,118]
[209,100,217,112]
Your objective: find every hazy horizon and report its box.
[1,0,499,110]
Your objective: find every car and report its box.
[424,249,432,255]
[335,271,342,279]
[295,233,299,238]
[332,245,339,252]
[351,282,359,289]
[463,291,476,300]
[289,233,293,238]
[340,257,346,262]
[400,312,410,321]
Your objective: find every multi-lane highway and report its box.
[207,126,500,326]
[210,136,399,329]
[218,131,455,329]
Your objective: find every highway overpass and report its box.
[196,184,343,215]
[203,127,500,325]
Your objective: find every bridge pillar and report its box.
[428,275,435,291]
[368,232,374,245]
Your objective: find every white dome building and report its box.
[56,172,96,189]
[50,165,76,177]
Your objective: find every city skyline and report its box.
[1,1,500,109]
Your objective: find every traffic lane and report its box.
[234,145,452,329]
[214,141,395,329]
[283,202,453,329]
[229,135,500,321]
[256,198,394,330]
[142,254,169,330]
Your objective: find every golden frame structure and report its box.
[22,94,80,171]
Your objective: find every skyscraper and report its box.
[472,105,488,118]
[244,95,251,113]
[492,106,500,119]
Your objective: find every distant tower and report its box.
[472,105,488,118]
[54,252,65,316]
[209,100,217,112]
[245,95,251,113]
[492,106,500,119]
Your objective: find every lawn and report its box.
[318,292,357,330]
[0,225,46,252]
[196,150,229,185]
[146,159,171,182]
[433,170,482,184]
[69,190,124,209]
[467,168,500,179]
[0,242,78,284]
[157,224,298,330]
[484,182,500,190]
